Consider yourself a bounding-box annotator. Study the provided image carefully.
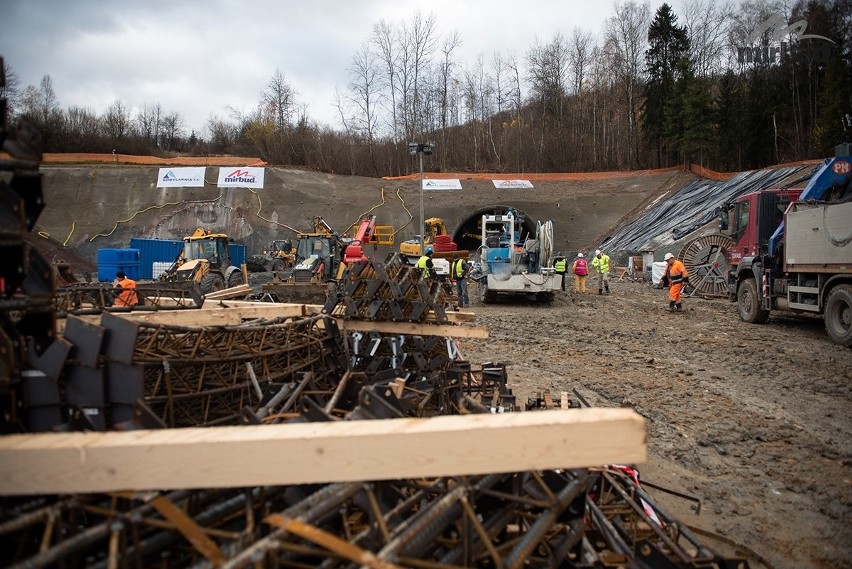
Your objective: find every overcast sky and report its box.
[1,0,683,137]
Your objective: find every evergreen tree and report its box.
[716,71,746,171]
[642,3,690,167]
[815,53,852,152]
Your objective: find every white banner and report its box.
[422,178,462,190]
[217,167,265,188]
[157,167,206,187]
[492,179,534,189]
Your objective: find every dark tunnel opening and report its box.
[450,206,537,255]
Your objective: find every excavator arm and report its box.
[343,215,378,264]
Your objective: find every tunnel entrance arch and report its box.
[450,205,537,255]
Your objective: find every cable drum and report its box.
[538,221,554,266]
[677,233,735,298]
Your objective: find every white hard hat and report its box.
[664,252,674,261]
[595,249,601,255]
[577,253,584,258]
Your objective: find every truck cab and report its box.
[720,188,801,267]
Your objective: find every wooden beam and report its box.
[0,409,645,495]
[333,319,488,339]
[202,284,252,301]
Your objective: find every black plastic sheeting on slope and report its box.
[598,165,815,253]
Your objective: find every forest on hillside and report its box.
[2,0,850,177]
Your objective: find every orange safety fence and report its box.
[383,166,682,181]
[4,153,823,178]
[37,153,267,166]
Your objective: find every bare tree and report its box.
[206,114,239,152]
[403,11,438,140]
[137,103,162,146]
[160,112,185,150]
[605,0,652,168]
[568,27,595,95]
[371,19,401,141]
[102,99,133,141]
[347,41,383,175]
[65,106,101,142]
[436,30,461,168]
[263,69,295,130]
[505,52,525,171]
[682,0,735,77]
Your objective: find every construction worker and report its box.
[553,252,568,291]
[571,252,589,293]
[451,253,469,308]
[592,249,611,294]
[663,252,689,311]
[417,247,436,280]
[114,271,139,307]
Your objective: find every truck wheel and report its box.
[227,271,243,288]
[201,274,226,294]
[824,284,852,347]
[737,278,769,323]
[271,259,285,272]
[480,286,497,304]
[536,292,555,303]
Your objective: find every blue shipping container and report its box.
[130,238,183,279]
[97,249,141,282]
[229,244,246,267]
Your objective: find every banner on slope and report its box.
[157,167,206,188]
[217,167,265,189]
[422,179,462,190]
[492,180,534,189]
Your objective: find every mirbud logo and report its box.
[224,169,256,184]
[737,12,834,65]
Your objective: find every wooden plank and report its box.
[118,305,314,326]
[0,409,645,495]
[202,284,252,301]
[334,319,489,339]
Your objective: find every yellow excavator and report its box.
[399,217,468,264]
[160,228,244,294]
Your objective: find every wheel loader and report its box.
[160,228,244,294]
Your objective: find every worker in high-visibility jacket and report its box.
[451,253,469,308]
[591,249,611,295]
[553,252,568,291]
[417,247,435,280]
[114,271,139,307]
[663,252,689,311]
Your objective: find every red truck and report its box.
[721,146,852,346]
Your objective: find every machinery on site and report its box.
[400,217,469,264]
[247,239,296,273]
[261,215,394,302]
[159,227,243,294]
[473,209,560,303]
[722,143,852,346]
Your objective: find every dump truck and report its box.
[473,209,560,303]
[723,144,852,346]
[159,228,243,294]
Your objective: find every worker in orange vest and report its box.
[114,271,139,307]
[662,253,688,311]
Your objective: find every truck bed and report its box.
[785,201,852,272]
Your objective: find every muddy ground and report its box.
[458,279,851,569]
